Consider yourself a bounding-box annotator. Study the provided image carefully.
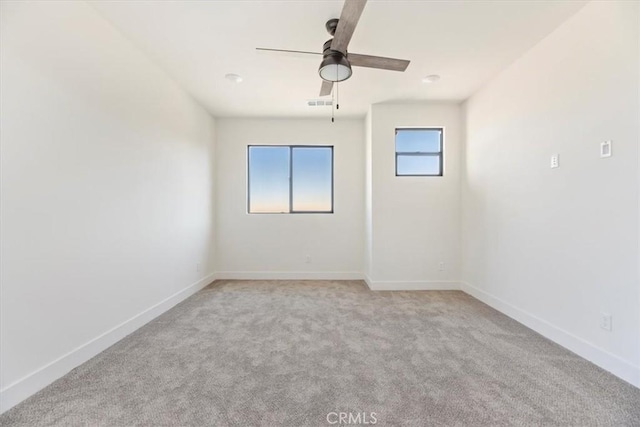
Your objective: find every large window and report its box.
[395,128,443,176]
[248,146,333,214]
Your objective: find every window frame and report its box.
[394,127,444,177]
[247,145,334,214]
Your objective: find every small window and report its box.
[395,128,443,176]
[248,146,333,214]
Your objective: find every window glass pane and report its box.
[397,155,440,175]
[292,147,332,212]
[396,129,441,153]
[248,146,290,213]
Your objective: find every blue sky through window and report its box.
[248,146,289,213]
[292,147,332,212]
[397,155,440,175]
[396,129,441,153]
[395,129,443,176]
[248,146,333,213]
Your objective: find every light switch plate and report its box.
[601,140,612,158]
[550,154,559,168]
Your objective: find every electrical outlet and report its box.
[600,313,612,331]
[305,255,311,264]
[550,154,559,168]
[438,261,445,271]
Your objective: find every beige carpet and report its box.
[2,280,639,426]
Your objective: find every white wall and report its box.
[215,118,364,279]
[0,1,216,411]
[461,0,640,386]
[638,0,640,380]
[364,108,373,278]
[367,103,462,290]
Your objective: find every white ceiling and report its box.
[90,0,587,118]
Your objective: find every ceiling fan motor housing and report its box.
[322,39,340,56]
[318,38,352,82]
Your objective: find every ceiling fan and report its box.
[256,0,410,97]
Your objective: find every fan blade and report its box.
[348,53,410,72]
[331,0,367,54]
[320,80,334,97]
[256,48,321,57]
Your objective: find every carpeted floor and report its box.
[2,280,639,426]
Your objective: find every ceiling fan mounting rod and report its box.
[325,18,339,36]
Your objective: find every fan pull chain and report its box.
[336,81,339,110]
[331,75,335,123]
[331,89,335,123]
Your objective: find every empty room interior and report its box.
[1,0,640,425]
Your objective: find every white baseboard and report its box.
[363,274,374,289]
[0,272,217,414]
[460,281,640,388]
[214,271,363,280]
[364,277,461,291]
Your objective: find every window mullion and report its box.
[289,146,293,214]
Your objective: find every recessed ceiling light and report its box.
[225,73,243,83]
[422,74,440,83]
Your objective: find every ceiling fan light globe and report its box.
[319,54,352,82]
